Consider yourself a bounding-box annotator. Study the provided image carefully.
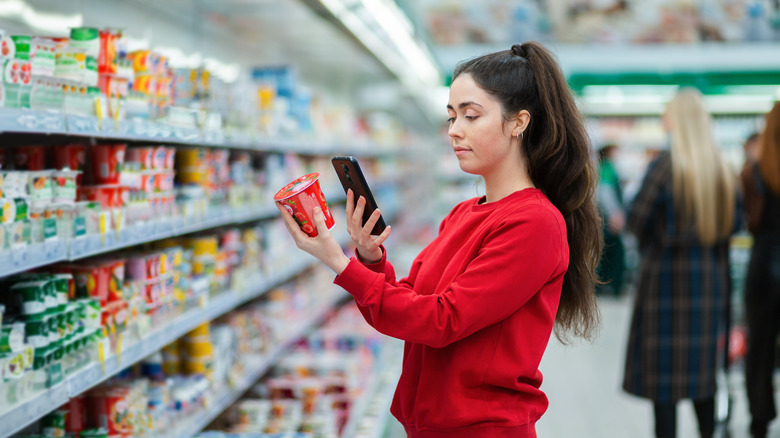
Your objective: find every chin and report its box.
[457,161,481,175]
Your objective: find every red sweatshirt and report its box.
[334,188,569,437]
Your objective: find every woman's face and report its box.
[447,74,514,176]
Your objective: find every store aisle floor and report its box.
[537,295,780,438]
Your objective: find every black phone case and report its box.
[331,156,387,235]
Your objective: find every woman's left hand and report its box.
[277,204,351,274]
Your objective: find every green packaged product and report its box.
[41,409,67,437]
[24,319,48,348]
[51,274,72,311]
[0,322,25,354]
[33,346,48,370]
[10,281,47,319]
[13,198,28,222]
[80,428,109,438]
[10,35,30,60]
[42,278,57,313]
[45,314,59,344]
[69,28,99,57]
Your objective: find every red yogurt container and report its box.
[13,145,46,170]
[53,143,86,172]
[127,147,154,170]
[274,173,334,237]
[91,143,126,184]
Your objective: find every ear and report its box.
[512,110,531,136]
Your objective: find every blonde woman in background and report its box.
[622,89,739,438]
[740,102,780,438]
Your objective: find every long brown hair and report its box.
[666,89,737,245]
[759,102,780,195]
[453,42,602,342]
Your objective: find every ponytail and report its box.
[453,42,602,342]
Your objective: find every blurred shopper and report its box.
[278,42,602,437]
[740,102,780,438]
[622,89,739,438]
[744,131,760,164]
[596,143,626,297]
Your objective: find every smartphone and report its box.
[331,156,387,235]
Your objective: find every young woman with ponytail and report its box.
[278,42,602,437]
[622,89,739,438]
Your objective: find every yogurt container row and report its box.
[1,169,81,205]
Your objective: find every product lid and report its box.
[274,173,319,201]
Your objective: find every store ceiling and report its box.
[396,0,780,76]
[1,0,778,125]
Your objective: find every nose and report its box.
[448,119,463,140]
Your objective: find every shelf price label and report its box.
[95,97,104,131]
[99,212,109,245]
[113,99,122,131]
[115,210,123,239]
[116,332,124,364]
[98,335,110,374]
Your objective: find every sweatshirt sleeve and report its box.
[350,244,428,327]
[334,208,566,348]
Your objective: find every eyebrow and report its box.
[446,101,484,110]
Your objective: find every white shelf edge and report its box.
[174,292,349,438]
[0,248,338,438]
[0,109,395,158]
[0,204,278,279]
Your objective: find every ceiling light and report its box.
[0,0,83,34]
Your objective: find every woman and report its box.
[622,89,738,438]
[278,42,602,437]
[741,102,780,438]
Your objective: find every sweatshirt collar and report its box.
[471,188,542,212]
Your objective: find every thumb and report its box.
[312,207,330,237]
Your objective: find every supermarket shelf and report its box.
[0,204,274,279]
[0,108,394,158]
[0,190,348,279]
[0,241,346,438]
[175,292,350,438]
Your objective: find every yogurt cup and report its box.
[12,145,46,170]
[274,173,334,237]
[152,146,167,169]
[53,143,86,173]
[79,185,122,208]
[155,170,175,192]
[90,143,126,184]
[52,170,81,203]
[50,274,72,310]
[127,146,154,170]
[28,170,53,207]
[24,319,48,348]
[10,281,48,320]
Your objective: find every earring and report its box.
[516,132,523,143]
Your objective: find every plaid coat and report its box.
[622,151,733,403]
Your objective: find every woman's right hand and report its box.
[345,189,391,264]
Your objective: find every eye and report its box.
[447,117,455,124]
[465,115,477,120]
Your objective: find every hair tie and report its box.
[511,44,525,58]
